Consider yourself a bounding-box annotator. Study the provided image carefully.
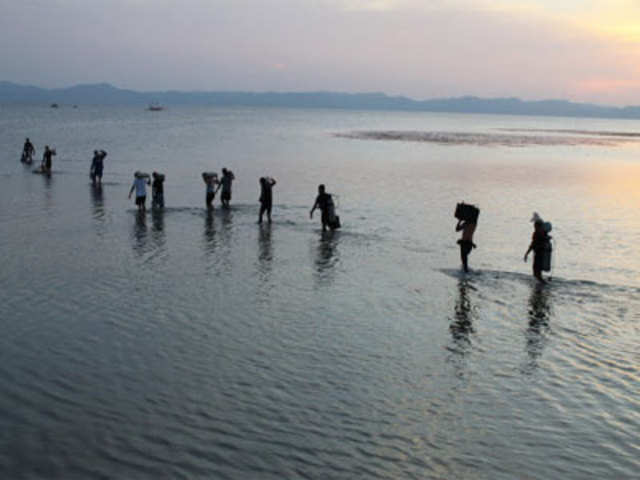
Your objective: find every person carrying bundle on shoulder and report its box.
[258,176,277,224]
[455,202,479,273]
[128,171,151,212]
[41,145,56,175]
[90,150,107,185]
[524,212,553,284]
[220,168,235,208]
[151,172,165,209]
[202,172,220,209]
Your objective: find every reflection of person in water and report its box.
[90,182,104,215]
[132,209,148,254]
[202,209,217,254]
[525,283,551,370]
[258,223,273,263]
[314,230,339,282]
[451,280,475,347]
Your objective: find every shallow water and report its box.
[0,105,639,479]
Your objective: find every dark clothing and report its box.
[531,231,550,254]
[22,141,34,162]
[152,191,164,208]
[260,183,274,207]
[43,150,53,171]
[135,195,146,206]
[206,191,215,206]
[458,239,474,255]
[221,191,231,202]
[93,158,104,175]
[152,178,164,195]
[259,203,272,220]
[152,178,164,208]
[457,239,474,272]
[221,173,233,194]
[314,192,331,213]
[531,230,551,273]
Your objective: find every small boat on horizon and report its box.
[50,103,59,108]
[147,103,164,111]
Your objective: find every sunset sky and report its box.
[2,0,640,105]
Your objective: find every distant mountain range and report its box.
[2,81,640,119]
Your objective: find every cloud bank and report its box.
[1,0,639,104]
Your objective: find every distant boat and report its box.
[50,103,59,108]
[147,103,164,111]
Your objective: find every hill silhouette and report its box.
[2,81,640,119]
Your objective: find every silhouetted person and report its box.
[21,138,35,163]
[524,218,552,284]
[220,168,235,208]
[258,176,277,224]
[90,149,107,185]
[128,171,150,212]
[310,184,340,231]
[456,218,477,273]
[41,145,56,174]
[202,172,219,209]
[151,172,165,209]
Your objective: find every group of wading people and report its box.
[128,168,340,231]
[456,204,553,283]
[21,138,56,175]
[21,138,549,282]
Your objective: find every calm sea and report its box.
[0,105,638,479]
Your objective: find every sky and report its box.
[2,0,640,105]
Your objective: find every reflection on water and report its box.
[202,209,234,274]
[150,208,165,249]
[313,230,339,285]
[256,224,273,301]
[336,130,639,147]
[523,283,552,373]
[131,212,148,255]
[446,279,477,380]
[2,107,639,480]
[42,174,54,211]
[450,280,475,348]
[203,209,217,254]
[258,224,273,266]
[90,184,104,219]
